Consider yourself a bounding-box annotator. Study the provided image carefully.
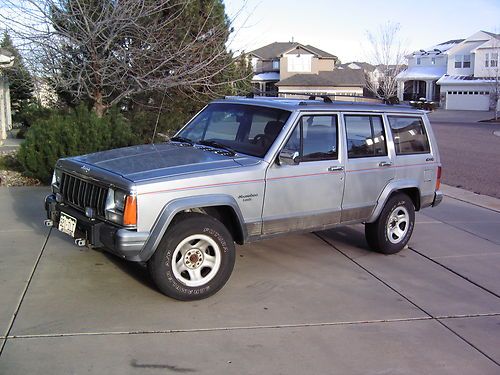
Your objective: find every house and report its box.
[437,31,499,111]
[339,62,406,98]
[0,48,15,142]
[397,31,500,111]
[248,42,365,97]
[396,39,463,102]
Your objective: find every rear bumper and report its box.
[45,194,149,261]
[432,190,443,207]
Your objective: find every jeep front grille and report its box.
[60,173,108,217]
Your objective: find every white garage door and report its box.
[446,91,490,111]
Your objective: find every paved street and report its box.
[0,187,499,374]
[428,110,500,199]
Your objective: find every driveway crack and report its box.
[0,228,52,357]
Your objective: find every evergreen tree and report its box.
[0,32,34,111]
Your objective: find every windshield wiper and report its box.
[170,136,193,145]
[198,140,236,155]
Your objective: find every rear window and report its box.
[388,116,430,155]
[344,115,387,158]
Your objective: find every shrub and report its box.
[17,105,138,183]
[14,103,53,128]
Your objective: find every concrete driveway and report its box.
[0,187,499,374]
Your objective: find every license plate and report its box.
[58,212,77,237]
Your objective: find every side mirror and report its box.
[278,150,300,165]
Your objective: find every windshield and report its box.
[176,103,291,157]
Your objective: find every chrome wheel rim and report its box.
[386,206,410,244]
[171,234,221,287]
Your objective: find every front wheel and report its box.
[147,213,235,300]
[365,193,415,254]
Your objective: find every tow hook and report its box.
[44,219,54,227]
[74,238,87,247]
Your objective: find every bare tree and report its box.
[0,0,249,116]
[364,22,407,101]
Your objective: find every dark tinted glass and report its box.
[345,115,387,158]
[179,103,291,157]
[283,115,338,161]
[388,116,430,155]
[302,115,338,161]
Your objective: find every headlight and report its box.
[105,188,136,226]
[51,169,62,190]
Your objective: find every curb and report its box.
[441,184,500,213]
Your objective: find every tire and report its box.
[365,193,415,254]
[147,212,235,301]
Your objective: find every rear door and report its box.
[341,113,395,222]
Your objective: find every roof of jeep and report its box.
[215,97,425,114]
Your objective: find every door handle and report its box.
[426,157,434,162]
[379,161,392,167]
[328,166,344,172]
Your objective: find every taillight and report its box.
[436,166,442,191]
[123,195,137,226]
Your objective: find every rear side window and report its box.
[344,115,387,158]
[388,116,430,155]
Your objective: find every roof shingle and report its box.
[276,69,365,87]
[249,42,337,60]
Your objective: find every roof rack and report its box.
[229,91,398,105]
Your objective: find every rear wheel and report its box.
[147,213,235,300]
[365,193,415,254]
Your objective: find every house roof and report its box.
[396,66,447,81]
[276,69,365,87]
[252,72,280,82]
[338,62,376,71]
[249,42,337,60]
[481,31,500,40]
[437,75,498,85]
[0,48,15,66]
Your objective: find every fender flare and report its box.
[135,194,246,262]
[366,180,421,223]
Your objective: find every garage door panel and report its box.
[446,93,490,111]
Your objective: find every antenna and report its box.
[151,91,167,144]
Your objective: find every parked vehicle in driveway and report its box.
[45,96,443,300]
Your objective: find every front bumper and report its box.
[432,190,444,207]
[45,194,149,261]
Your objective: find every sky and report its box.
[223,0,500,63]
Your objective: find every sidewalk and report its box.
[0,186,499,374]
[0,131,23,152]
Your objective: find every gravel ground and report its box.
[0,150,41,187]
[431,120,500,199]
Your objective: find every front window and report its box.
[416,57,421,65]
[272,59,280,70]
[454,55,462,68]
[177,103,291,158]
[491,52,498,68]
[287,54,312,72]
[463,54,471,68]
[282,115,338,162]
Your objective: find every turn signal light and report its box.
[436,166,442,191]
[123,195,137,226]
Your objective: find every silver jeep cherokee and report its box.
[45,96,443,300]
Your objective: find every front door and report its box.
[262,114,345,235]
[341,113,395,222]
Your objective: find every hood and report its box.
[71,143,258,182]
